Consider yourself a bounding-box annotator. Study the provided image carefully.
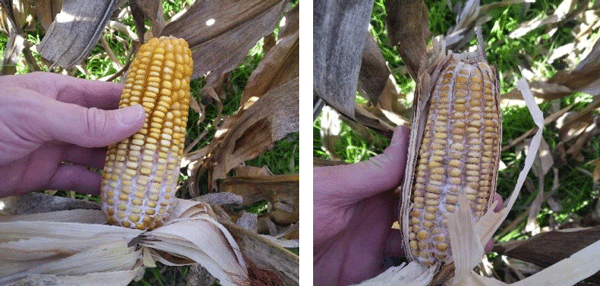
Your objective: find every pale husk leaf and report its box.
[0,198,247,286]
[3,268,144,286]
[352,262,436,286]
[142,216,247,286]
[0,209,106,224]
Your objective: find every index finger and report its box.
[0,72,123,109]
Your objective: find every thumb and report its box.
[44,101,145,147]
[314,125,410,202]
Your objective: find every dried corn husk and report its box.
[0,199,247,286]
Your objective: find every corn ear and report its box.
[101,36,193,230]
[400,40,502,267]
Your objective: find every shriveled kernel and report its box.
[417,230,430,240]
[436,243,448,251]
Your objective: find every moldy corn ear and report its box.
[400,38,502,266]
[101,36,193,230]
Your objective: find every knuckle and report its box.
[83,107,108,139]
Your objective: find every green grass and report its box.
[314,0,600,280]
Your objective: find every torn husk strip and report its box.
[0,198,248,286]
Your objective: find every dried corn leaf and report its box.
[358,33,391,103]
[240,5,298,106]
[319,105,342,160]
[509,0,584,39]
[38,0,121,69]
[314,0,374,118]
[508,238,600,286]
[198,192,243,206]
[130,0,164,39]
[376,76,408,123]
[219,174,299,226]
[444,0,530,50]
[160,0,286,80]
[509,36,600,100]
[0,193,100,216]
[1,32,24,75]
[234,165,273,177]
[494,227,600,283]
[224,222,298,286]
[0,1,16,33]
[589,157,600,187]
[354,103,396,133]
[202,78,299,189]
[386,0,430,79]
[35,0,63,31]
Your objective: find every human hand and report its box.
[313,126,410,286]
[313,126,503,286]
[0,72,145,198]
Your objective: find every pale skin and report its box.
[313,126,502,286]
[0,72,145,198]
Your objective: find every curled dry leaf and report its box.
[234,165,274,177]
[240,4,298,106]
[224,223,299,286]
[320,105,342,160]
[160,0,287,79]
[201,78,299,190]
[1,32,24,75]
[219,174,299,226]
[358,33,392,104]
[445,0,530,50]
[130,0,165,40]
[385,0,430,80]
[0,192,100,216]
[493,226,600,284]
[511,36,600,101]
[37,0,121,69]
[509,0,584,39]
[35,0,63,32]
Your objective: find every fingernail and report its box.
[117,105,143,126]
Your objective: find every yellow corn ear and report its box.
[407,58,501,265]
[101,36,193,230]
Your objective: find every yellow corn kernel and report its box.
[100,36,192,230]
[407,58,501,266]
